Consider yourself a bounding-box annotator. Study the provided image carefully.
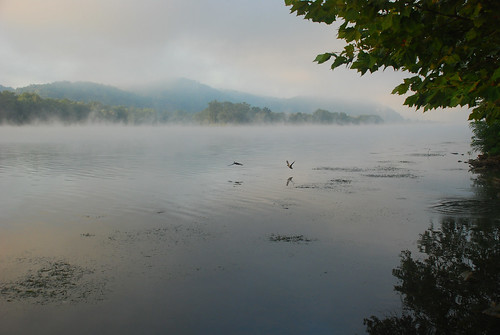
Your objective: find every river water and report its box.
[0,123,489,334]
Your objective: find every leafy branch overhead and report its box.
[285,0,500,122]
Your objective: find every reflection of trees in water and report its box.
[472,171,500,205]
[365,174,500,334]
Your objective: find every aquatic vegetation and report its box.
[228,180,243,186]
[363,173,419,179]
[269,234,312,243]
[330,178,352,184]
[295,178,354,191]
[83,215,105,220]
[313,166,364,173]
[313,165,419,179]
[0,260,105,305]
[409,152,446,157]
[362,165,419,179]
[108,224,211,246]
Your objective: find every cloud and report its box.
[0,0,471,121]
[0,1,336,89]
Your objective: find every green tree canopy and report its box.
[285,0,500,122]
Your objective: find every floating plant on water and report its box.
[0,259,106,305]
[269,234,313,243]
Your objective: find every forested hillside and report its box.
[0,91,383,125]
[0,91,157,124]
[15,81,150,108]
[0,80,404,122]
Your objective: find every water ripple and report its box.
[430,197,500,216]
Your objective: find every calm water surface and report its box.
[0,124,480,334]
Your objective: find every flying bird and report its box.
[286,160,295,169]
[229,161,243,166]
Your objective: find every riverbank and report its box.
[469,154,500,171]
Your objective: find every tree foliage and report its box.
[0,91,91,124]
[285,0,500,122]
[470,120,500,156]
[0,91,160,125]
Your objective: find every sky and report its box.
[0,0,470,122]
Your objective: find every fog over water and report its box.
[0,123,480,334]
[0,0,471,122]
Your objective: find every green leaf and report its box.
[450,94,462,107]
[314,53,332,64]
[465,29,477,41]
[449,73,462,82]
[344,8,359,21]
[484,86,500,102]
[381,15,393,30]
[444,54,461,65]
[468,80,480,93]
[392,81,410,95]
[285,0,500,123]
[404,94,419,107]
[469,108,484,121]
[331,55,348,69]
[492,68,500,81]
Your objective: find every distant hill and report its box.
[0,85,14,92]
[134,79,404,122]
[0,79,404,122]
[14,81,150,108]
[134,78,234,113]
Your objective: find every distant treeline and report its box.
[194,101,383,125]
[0,91,383,125]
[0,91,159,125]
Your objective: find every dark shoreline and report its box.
[469,155,500,171]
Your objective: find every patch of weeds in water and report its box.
[410,152,446,157]
[295,179,353,191]
[81,233,95,237]
[312,165,419,179]
[107,224,212,249]
[363,173,419,179]
[330,178,352,184]
[363,165,419,179]
[269,234,313,243]
[313,166,364,172]
[373,165,403,172]
[0,260,106,305]
[295,183,321,189]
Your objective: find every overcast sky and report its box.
[0,0,470,121]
